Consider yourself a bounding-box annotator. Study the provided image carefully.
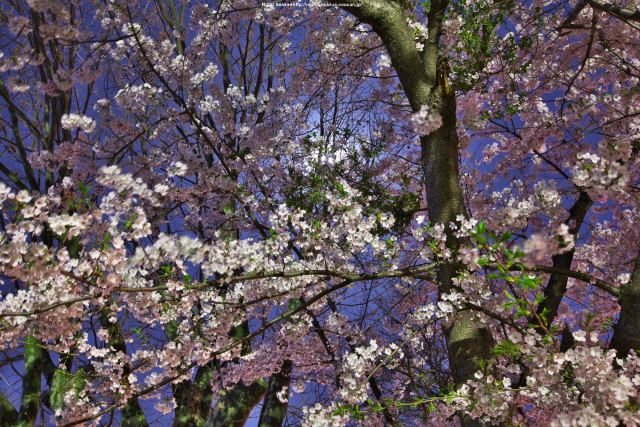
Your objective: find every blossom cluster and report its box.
[410,105,443,136]
[338,340,403,404]
[456,330,640,426]
[60,113,96,133]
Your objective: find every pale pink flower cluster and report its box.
[114,83,163,113]
[376,53,391,69]
[410,105,443,136]
[47,213,90,237]
[339,340,391,403]
[97,165,164,207]
[189,63,218,86]
[573,150,629,198]
[442,16,463,44]
[451,214,479,238]
[410,291,466,326]
[167,161,189,177]
[406,18,429,51]
[490,180,562,229]
[457,247,481,270]
[60,113,96,133]
[524,223,574,261]
[458,329,640,426]
[302,402,349,427]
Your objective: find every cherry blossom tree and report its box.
[0,0,639,426]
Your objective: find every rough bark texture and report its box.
[172,366,214,427]
[17,336,42,427]
[204,379,267,427]
[421,69,495,391]
[610,254,640,357]
[339,0,429,111]
[201,314,271,426]
[0,392,17,426]
[335,2,495,423]
[584,0,640,22]
[257,360,292,427]
[535,191,592,328]
[99,311,149,427]
[336,0,494,384]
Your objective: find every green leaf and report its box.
[50,370,68,409]
[78,181,90,196]
[492,340,520,358]
[74,369,85,394]
[49,368,85,410]
[101,232,112,251]
[23,336,40,368]
[123,213,138,231]
[268,227,277,239]
[166,320,178,341]
[159,264,173,277]
[287,298,303,312]
[67,235,82,259]
[222,201,235,216]
[517,275,539,290]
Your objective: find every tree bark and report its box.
[610,253,640,357]
[535,191,592,329]
[99,311,149,427]
[0,391,17,426]
[17,336,42,427]
[257,360,292,427]
[334,1,495,423]
[204,379,267,427]
[172,366,214,427]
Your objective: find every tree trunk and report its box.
[0,391,17,425]
[535,191,592,329]
[172,366,214,427]
[99,311,149,427]
[204,379,267,427]
[17,336,42,427]
[257,360,292,427]
[420,65,495,388]
[330,3,495,425]
[610,253,640,357]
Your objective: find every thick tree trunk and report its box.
[200,296,270,427]
[0,392,17,425]
[172,366,214,427]
[535,191,592,329]
[421,69,495,391]
[257,360,292,427]
[332,3,494,425]
[610,254,640,357]
[204,379,267,427]
[99,311,149,427]
[17,336,42,427]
